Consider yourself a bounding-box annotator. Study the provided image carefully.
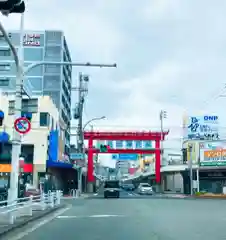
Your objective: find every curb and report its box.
[161,195,226,200]
[0,204,66,238]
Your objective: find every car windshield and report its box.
[104,181,119,188]
[141,184,151,187]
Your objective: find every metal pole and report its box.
[188,144,193,195]
[11,12,24,196]
[196,168,200,192]
[24,62,117,75]
[76,73,84,194]
[82,117,105,131]
[0,17,24,202]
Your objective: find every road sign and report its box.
[14,117,31,134]
[70,153,85,160]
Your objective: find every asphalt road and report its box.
[7,191,226,240]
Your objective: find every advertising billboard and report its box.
[199,141,226,166]
[183,115,219,140]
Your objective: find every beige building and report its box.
[0,93,66,187]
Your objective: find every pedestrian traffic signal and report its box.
[0,0,25,15]
[100,144,108,152]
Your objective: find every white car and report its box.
[138,183,153,195]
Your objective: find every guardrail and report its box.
[70,189,80,198]
[0,190,62,225]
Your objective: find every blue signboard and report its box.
[70,153,85,160]
[112,154,138,160]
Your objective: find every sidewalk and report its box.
[160,192,188,199]
[0,204,65,237]
[162,192,226,200]
[62,193,95,199]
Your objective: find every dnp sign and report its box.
[204,116,218,122]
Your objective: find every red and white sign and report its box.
[14,117,31,134]
[23,34,41,46]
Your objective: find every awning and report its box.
[0,132,10,142]
[46,160,73,169]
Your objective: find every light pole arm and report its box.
[24,62,117,75]
[83,117,105,131]
[0,22,19,68]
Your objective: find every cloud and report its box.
[143,0,182,21]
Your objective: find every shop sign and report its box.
[0,164,11,172]
[23,34,41,46]
[183,115,219,140]
[199,141,226,166]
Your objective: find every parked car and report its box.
[137,183,153,195]
[24,183,41,197]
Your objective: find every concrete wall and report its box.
[163,173,184,193]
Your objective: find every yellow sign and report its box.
[0,164,11,172]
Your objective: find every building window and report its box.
[0,77,9,87]
[40,112,50,126]
[44,65,61,74]
[0,49,10,56]
[0,64,10,71]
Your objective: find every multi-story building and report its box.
[0,30,72,155]
[0,94,76,189]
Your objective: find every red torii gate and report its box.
[84,131,169,183]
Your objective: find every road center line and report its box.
[57,214,125,219]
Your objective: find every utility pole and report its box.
[76,73,88,194]
[159,110,167,192]
[188,144,193,195]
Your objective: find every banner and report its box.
[199,141,226,166]
[183,115,219,140]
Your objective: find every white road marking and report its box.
[89,214,124,218]
[57,215,79,219]
[57,214,125,219]
[8,207,71,240]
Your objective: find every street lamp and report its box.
[83,116,106,131]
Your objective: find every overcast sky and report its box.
[2,0,226,157]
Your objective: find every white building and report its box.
[0,93,67,187]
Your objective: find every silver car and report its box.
[138,183,153,195]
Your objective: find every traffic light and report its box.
[100,144,108,153]
[0,0,25,15]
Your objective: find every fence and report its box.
[0,190,62,225]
